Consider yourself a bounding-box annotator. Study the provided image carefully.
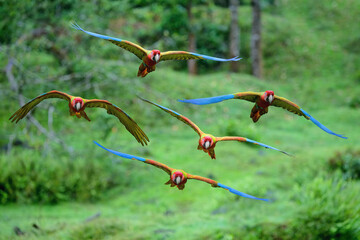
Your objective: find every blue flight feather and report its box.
[245,138,292,156]
[93,141,146,162]
[300,109,347,139]
[137,96,182,116]
[178,94,235,105]
[71,22,123,42]
[190,52,241,62]
[217,183,269,201]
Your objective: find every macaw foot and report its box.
[75,112,81,118]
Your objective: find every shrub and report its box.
[0,150,129,204]
[328,149,360,180]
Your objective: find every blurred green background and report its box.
[1,0,360,239]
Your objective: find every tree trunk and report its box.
[251,0,263,78]
[187,0,197,75]
[229,0,240,72]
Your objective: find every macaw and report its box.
[139,97,290,159]
[94,141,268,201]
[9,90,149,146]
[179,90,347,139]
[71,23,241,77]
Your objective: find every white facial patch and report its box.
[175,176,181,185]
[204,141,211,149]
[268,95,274,103]
[155,54,160,62]
[75,102,81,111]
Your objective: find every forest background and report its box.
[1,0,360,239]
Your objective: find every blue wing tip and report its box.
[300,109,348,139]
[70,22,84,31]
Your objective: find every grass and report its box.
[1,0,360,238]
[1,67,359,239]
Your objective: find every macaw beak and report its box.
[155,54,160,62]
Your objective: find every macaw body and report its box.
[250,90,273,122]
[179,90,347,139]
[138,50,159,77]
[72,23,241,77]
[9,90,149,145]
[94,141,268,201]
[139,97,290,159]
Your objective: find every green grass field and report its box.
[1,0,360,239]
[1,69,359,239]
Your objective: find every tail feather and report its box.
[137,63,148,77]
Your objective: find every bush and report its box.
[0,150,129,204]
[328,149,360,180]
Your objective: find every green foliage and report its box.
[0,150,128,204]
[328,149,360,180]
[69,220,125,240]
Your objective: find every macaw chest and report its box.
[256,99,271,109]
[142,57,157,67]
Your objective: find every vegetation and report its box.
[1,0,359,239]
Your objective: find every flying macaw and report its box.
[139,97,290,159]
[94,141,268,201]
[71,23,241,77]
[179,90,347,139]
[9,90,149,145]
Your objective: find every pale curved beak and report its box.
[155,54,160,62]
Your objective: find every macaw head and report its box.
[200,136,214,150]
[263,90,274,104]
[72,97,84,112]
[171,170,187,185]
[149,50,161,63]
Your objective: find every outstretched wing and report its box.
[9,90,71,123]
[85,100,149,146]
[178,92,261,105]
[160,51,241,62]
[187,174,268,201]
[139,97,203,137]
[271,95,306,117]
[71,23,148,60]
[300,109,347,139]
[215,136,291,156]
[272,96,347,139]
[94,141,173,175]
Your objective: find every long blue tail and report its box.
[217,183,269,201]
[178,94,235,105]
[300,109,347,139]
[93,141,146,162]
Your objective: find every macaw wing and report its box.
[93,141,172,175]
[160,51,241,62]
[216,136,291,156]
[272,96,347,139]
[233,92,262,103]
[9,90,72,123]
[85,100,149,146]
[300,109,347,139]
[179,92,261,105]
[271,96,306,117]
[139,97,203,137]
[187,174,268,201]
[71,23,148,60]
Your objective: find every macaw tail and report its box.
[137,63,148,77]
[300,109,347,139]
[250,105,261,123]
